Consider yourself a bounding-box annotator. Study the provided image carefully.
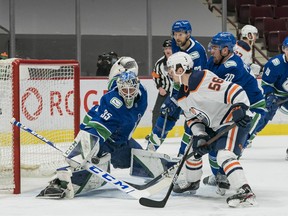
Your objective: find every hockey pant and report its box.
[99,138,142,169]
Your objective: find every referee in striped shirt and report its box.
[151,39,173,128]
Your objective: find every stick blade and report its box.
[139,197,166,208]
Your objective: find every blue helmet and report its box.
[209,32,236,52]
[171,20,192,34]
[282,36,288,49]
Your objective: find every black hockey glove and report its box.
[232,103,251,129]
[265,93,278,114]
[192,134,212,157]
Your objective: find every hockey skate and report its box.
[203,173,230,196]
[172,180,200,194]
[226,184,257,207]
[37,179,67,199]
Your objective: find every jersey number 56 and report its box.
[208,77,224,91]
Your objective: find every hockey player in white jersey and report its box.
[233,25,262,78]
[167,52,257,207]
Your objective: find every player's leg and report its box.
[37,130,110,198]
[202,150,230,196]
[102,138,142,169]
[172,153,203,194]
[37,154,111,199]
[215,126,257,207]
[279,102,288,160]
[177,122,192,157]
[152,93,168,129]
[146,95,182,151]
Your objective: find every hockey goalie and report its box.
[38,57,176,199]
[38,58,148,198]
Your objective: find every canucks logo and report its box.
[110,97,123,108]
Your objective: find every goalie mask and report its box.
[116,71,140,109]
[109,57,138,81]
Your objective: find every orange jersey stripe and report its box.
[227,85,239,104]
[227,126,237,151]
[224,161,240,173]
[224,111,233,123]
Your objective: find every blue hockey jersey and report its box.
[172,37,207,71]
[206,53,265,115]
[80,83,148,145]
[262,54,288,97]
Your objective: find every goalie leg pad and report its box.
[130,149,179,178]
[71,153,111,195]
[64,130,100,168]
[37,153,111,199]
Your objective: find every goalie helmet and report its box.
[208,32,236,52]
[241,25,258,42]
[109,56,139,81]
[116,71,140,109]
[282,36,288,51]
[167,52,193,77]
[171,20,192,35]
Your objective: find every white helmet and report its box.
[109,56,138,81]
[167,52,193,77]
[241,25,258,42]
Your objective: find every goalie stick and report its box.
[139,123,236,208]
[10,118,166,199]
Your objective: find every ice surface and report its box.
[1,136,288,216]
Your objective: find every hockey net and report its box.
[0,58,80,194]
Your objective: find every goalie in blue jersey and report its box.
[37,70,148,199]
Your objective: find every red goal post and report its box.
[0,58,80,194]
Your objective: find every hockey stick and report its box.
[10,118,154,199]
[139,123,236,208]
[277,97,288,105]
[160,108,169,141]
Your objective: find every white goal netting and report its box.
[0,58,80,193]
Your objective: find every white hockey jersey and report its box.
[234,40,252,66]
[177,69,251,131]
[234,40,261,77]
